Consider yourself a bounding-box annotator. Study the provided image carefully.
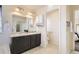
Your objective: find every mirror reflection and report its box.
[12,15,34,33]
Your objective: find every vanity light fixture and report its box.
[26,12,33,18]
[26,15,32,18]
[27,12,32,16]
[15,7,24,12]
[15,7,19,11]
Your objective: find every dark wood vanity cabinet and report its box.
[36,34,41,46]
[30,34,41,49]
[10,34,41,54]
[30,35,37,48]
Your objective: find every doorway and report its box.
[46,9,59,52]
[74,9,79,52]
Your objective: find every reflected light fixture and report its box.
[26,15,32,18]
[27,12,32,15]
[15,7,19,11]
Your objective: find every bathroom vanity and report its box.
[10,14,42,54]
[10,32,41,54]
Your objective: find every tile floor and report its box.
[23,43,58,54]
[72,51,79,54]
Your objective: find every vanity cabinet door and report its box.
[24,36,30,50]
[10,36,30,54]
[17,36,27,53]
[30,34,41,49]
[36,34,41,46]
[30,35,36,48]
[10,36,25,54]
[19,36,30,53]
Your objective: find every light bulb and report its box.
[15,8,19,11]
[27,12,32,15]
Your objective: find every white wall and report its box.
[59,6,74,53]
[47,10,59,46]
[0,6,11,54]
[59,6,67,53]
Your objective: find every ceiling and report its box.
[14,5,47,13]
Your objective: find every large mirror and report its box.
[12,15,33,33]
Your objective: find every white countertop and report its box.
[10,32,41,37]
